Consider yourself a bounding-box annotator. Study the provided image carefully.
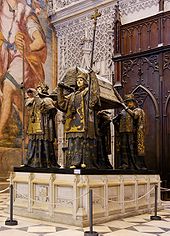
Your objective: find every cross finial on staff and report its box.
[89,8,101,68]
[91,8,101,24]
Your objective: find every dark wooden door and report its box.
[121,54,161,172]
[113,8,170,192]
[162,51,170,185]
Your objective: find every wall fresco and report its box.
[0,0,55,149]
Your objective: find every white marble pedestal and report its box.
[11,168,161,227]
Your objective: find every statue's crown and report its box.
[124,93,136,102]
[36,82,49,94]
[77,72,88,81]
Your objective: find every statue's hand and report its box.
[26,88,37,97]
[121,102,128,110]
[112,113,121,124]
[58,82,74,92]
[58,82,65,88]
[112,114,118,121]
[87,67,93,73]
[97,110,111,121]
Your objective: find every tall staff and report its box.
[86,8,101,128]
[82,9,101,167]
[90,9,101,69]
[21,45,25,166]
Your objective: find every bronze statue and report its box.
[112,93,147,170]
[97,110,113,169]
[25,83,60,168]
[56,70,100,169]
[54,9,113,169]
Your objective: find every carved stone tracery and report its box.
[54,5,116,80]
[55,0,80,9]
[119,0,158,16]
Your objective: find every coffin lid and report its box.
[60,67,122,110]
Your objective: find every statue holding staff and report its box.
[55,9,125,169]
[112,93,147,170]
[56,9,102,169]
[57,70,100,168]
[25,83,60,168]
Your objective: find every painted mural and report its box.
[0,0,55,148]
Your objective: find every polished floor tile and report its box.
[27,226,56,233]
[144,220,170,229]
[163,217,170,221]
[123,216,148,223]
[105,220,138,228]
[1,191,170,236]
[104,229,156,236]
[0,220,39,228]
[133,225,165,233]
[0,229,38,236]
[45,229,84,235]
[161,232,170,236]
[83,225,112,233]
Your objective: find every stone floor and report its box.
[1,190,170,235]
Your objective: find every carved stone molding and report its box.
[119,0,158,16]
[54,0,80,9]
[48,0,114,18]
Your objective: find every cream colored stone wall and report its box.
[120,0,170,24]
[119,0,159,24]
[165,0,170,11]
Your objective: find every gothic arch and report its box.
[165,94,170,115]
[132,85,159,117]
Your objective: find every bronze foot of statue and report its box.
[118,164,129,170]
[70,165,76,169]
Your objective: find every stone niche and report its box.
[10,170,161,227]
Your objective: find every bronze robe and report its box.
[57,72,100,168]
[25,95,59,168]
[113,106,146,170]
